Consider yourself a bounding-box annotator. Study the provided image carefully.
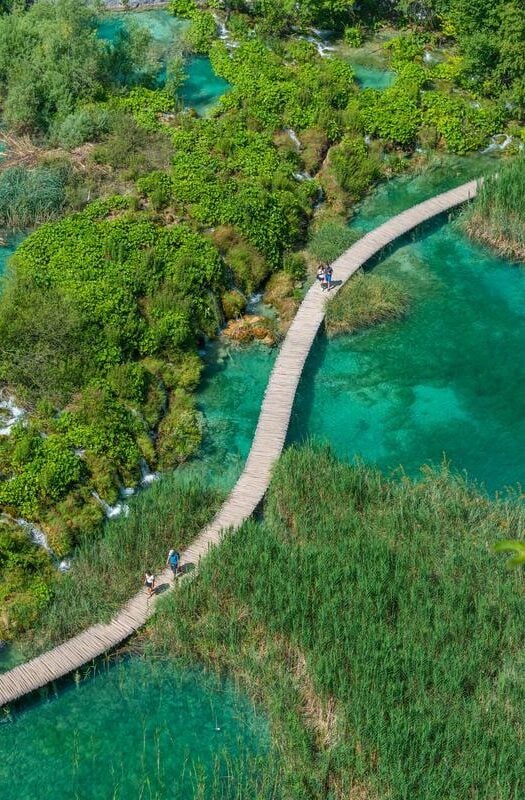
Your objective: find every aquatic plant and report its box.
[325,271,409,337]
[151,443,525,799]
[462,158,525,260]
[0,164,68,228]
[307,221,358,264]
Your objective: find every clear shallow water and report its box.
[0,234,24,281]
[351,62,395,90]
[0,657,268,800]
[98,9,229,115]
[289,158,525,493]
[188,340,276,490]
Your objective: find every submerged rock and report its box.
[222,315,276,346]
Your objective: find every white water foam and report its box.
[482,134,513,154]
[92,492,130,519]
[16,518,53,553]
[0,394,25,436]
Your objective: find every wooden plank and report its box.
[0,179,479,708]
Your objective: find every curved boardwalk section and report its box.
[0,179,478,706]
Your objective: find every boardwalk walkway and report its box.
[0,179,478,706]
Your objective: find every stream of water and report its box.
[1,16,523,796]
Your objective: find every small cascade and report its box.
[0,394,25,436]
[92,492,130,519]
[140,459,160,487]
[294,171,312,181]
[16,518,53,554]
[482,134,513,154]
[285,128,302,150]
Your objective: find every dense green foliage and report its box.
[325,271,409,336]
[463,158,525,260]
[0,517,54,639]
[21,473,221,650]
[0,199,224,557]
[0,0,151,134]
[152,444,525,799]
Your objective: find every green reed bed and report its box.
[26,474,221,653]
[463,157,525,261]
[150,444,525,800]
[325,270,409,337]
[0,165,69,229]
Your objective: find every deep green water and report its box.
[0,658,268,800]
[98,9,229,115]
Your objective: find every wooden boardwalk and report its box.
[0,179,478,707]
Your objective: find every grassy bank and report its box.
[325,270,409,337]
[149,444,525,800]
[463,158,525,262]
[16,473,221,652]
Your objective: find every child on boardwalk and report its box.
[144,570,155,597]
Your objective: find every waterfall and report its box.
[0,394,25,436]
[92,492,130,519]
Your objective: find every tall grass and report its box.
[325,270,409,337]
[307,221,358,264]
[26,474,222,653]
[151,444,525,799]
[0,164,68,229]
[463,158,525,261]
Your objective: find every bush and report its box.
[344,25,364,48]
[156,389,202,469]
[183,11,217,55]
[422,92,505,154]
[221,289,246,319]
[51,107,112,150]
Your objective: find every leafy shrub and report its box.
[168,0,197,17]
[51,107,112,149]
[329,135,380,199]
[344,25,364,47]
[183,11,217,55]
[156,389,202,469]
[221,289,246,319]
[422,92,505,153]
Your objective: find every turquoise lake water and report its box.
[98,9,229,115]
[0,658,268,799]
[351,62,395,90]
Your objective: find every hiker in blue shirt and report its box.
[167,548,181,579]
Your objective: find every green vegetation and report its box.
[0,0,150,135]
[0,0,523,646]
[0,199,224,563]
[151,444,525,799]
[14,473,221,649]
[325,271,409,337]
[308,221,358,264]
[462,158,525,261]
[0,164,70,228]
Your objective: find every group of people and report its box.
[316,262,334,291]
[144,548,181,598]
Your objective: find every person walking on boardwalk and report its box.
[324,263,333,291]
[316,265,325,288]
[144,570,155,597]
[167,548,181,579]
